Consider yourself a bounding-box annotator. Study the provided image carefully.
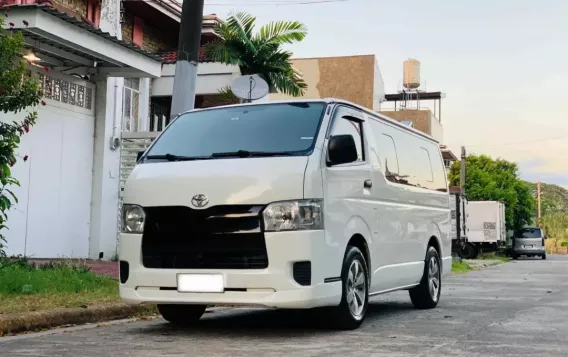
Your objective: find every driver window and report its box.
[330,117,364,162]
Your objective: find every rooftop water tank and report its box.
[403,59,421,89]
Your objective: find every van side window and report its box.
[330,117,364,162]
[378,134,399,182]
[420,147,434,184]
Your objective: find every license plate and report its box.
[524,245,534,248]
[177,274,224,293]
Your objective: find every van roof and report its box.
[178,98,438,144]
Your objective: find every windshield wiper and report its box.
[211,150,293,158]
[144,153,213,162]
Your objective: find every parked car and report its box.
[119,99,451,330]
[511,227,547,260]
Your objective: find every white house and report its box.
[1,0,162,259]
[2,0,241,259]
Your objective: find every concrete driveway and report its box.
[2,255,568,356]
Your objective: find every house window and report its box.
[87,0,101,28]
[444,159,452,169]
[123,78,140,132]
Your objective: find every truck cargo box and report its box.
[467,201,506,244]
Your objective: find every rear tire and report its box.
[328,246,369,330]
[409,246,441,310]
[157,304,207,326]
[459,243,479,260]
[542,253,547,260]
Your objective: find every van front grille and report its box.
[141,205,268,269]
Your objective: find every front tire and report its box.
[542,253,547,260]
[329,246,369,330]
[157,304,207,326]
[409,246,441,309]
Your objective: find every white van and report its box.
[119,99,451,330]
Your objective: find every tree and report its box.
[0,15,43,260]
[448,155,536,231]
[204,12,308,98]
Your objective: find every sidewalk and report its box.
[27,259,119,279]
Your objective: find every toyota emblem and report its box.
[191,194,209,208]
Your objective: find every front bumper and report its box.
[118,230,342,309]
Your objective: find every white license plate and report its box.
[177,274,224,293]
[524,245,534,248]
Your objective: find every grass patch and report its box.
[0,260,120,314]
[476,252,510,263]
[451,259,472,273]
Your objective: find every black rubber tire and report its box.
[328,245,369,330]
[409,246,441,310]
[470,244,480,259]
[542,253,547,260]
[157,304,207,326]
[512,254,518,260]
[459,243,479,260]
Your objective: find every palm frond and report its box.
[256,21,307,45]
[268,69,307,97]
[203,39,242,65]
[217,85,241,105]
[225,12,257,53]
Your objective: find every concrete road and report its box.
[2,255,568,357]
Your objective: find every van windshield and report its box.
[145,102,326,161]
[515,228,542,238]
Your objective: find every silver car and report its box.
[511,227,547,260]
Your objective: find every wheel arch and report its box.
[346,234,372,286]
[428,235,443,269]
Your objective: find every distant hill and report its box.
[527,182,568,216]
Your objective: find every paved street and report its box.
[2,256,568,357]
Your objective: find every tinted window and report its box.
[330,117,364,162]
[145,103,325,159]
[418,147,434,187]
[378,134,399,181]
[515,228,543,238]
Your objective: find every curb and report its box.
[464,259,505,269]
[0,303,156,336]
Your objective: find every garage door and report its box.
[2,71,95,258]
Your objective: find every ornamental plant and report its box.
[0,13,43,260]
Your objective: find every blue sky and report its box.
[204,0,568,186]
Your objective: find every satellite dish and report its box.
[231,75,269,102]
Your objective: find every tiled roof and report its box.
[160,47,209,64]
[3,3,164,62]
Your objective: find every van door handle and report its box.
[364,180,373,188]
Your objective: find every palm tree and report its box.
[204,12,308,98]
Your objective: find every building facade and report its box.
[1,0,162,259]
[270,55,386,110]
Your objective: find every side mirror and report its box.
[136,151,145,162]
[328,134,358,166]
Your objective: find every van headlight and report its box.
[122,204,146,233]
[263,199,324,232]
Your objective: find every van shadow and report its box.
[133,300,416,338]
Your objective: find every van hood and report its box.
[123,157,309,207]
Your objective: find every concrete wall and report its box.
[152,63,241,97]
[270,55,383,110]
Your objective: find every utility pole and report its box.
[460,146,466,196]
[537,181,541,227]
[170,0,205,120]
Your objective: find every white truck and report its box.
[450,193,469,255]
[460,201,506,259]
